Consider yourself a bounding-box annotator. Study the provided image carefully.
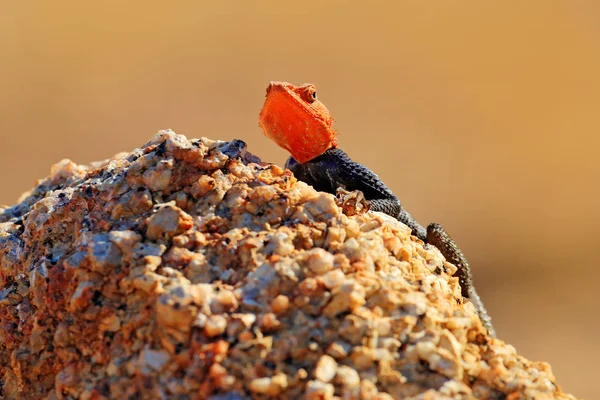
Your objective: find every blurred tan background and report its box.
[1,1,599,397]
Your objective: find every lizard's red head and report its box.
[258,81,338,164]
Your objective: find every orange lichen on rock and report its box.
[0,130,576,399]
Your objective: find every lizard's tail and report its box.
[426,223,497,338]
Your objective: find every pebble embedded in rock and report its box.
[146,203,193,240]
[314,355,338,383]
[306,248,335,275]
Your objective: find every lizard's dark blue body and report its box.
[286,148,427,240]
[285,147,496,337]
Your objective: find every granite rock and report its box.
[0,130,576,399]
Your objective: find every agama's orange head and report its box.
[258,81,338,164]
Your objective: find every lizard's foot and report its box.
[335,188,369,217]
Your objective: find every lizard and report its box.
[258,81,496,338]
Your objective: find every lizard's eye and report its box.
[299,84,318,103]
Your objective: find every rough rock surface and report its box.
[0,131,576,399]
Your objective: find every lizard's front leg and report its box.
[426,223,496,337]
